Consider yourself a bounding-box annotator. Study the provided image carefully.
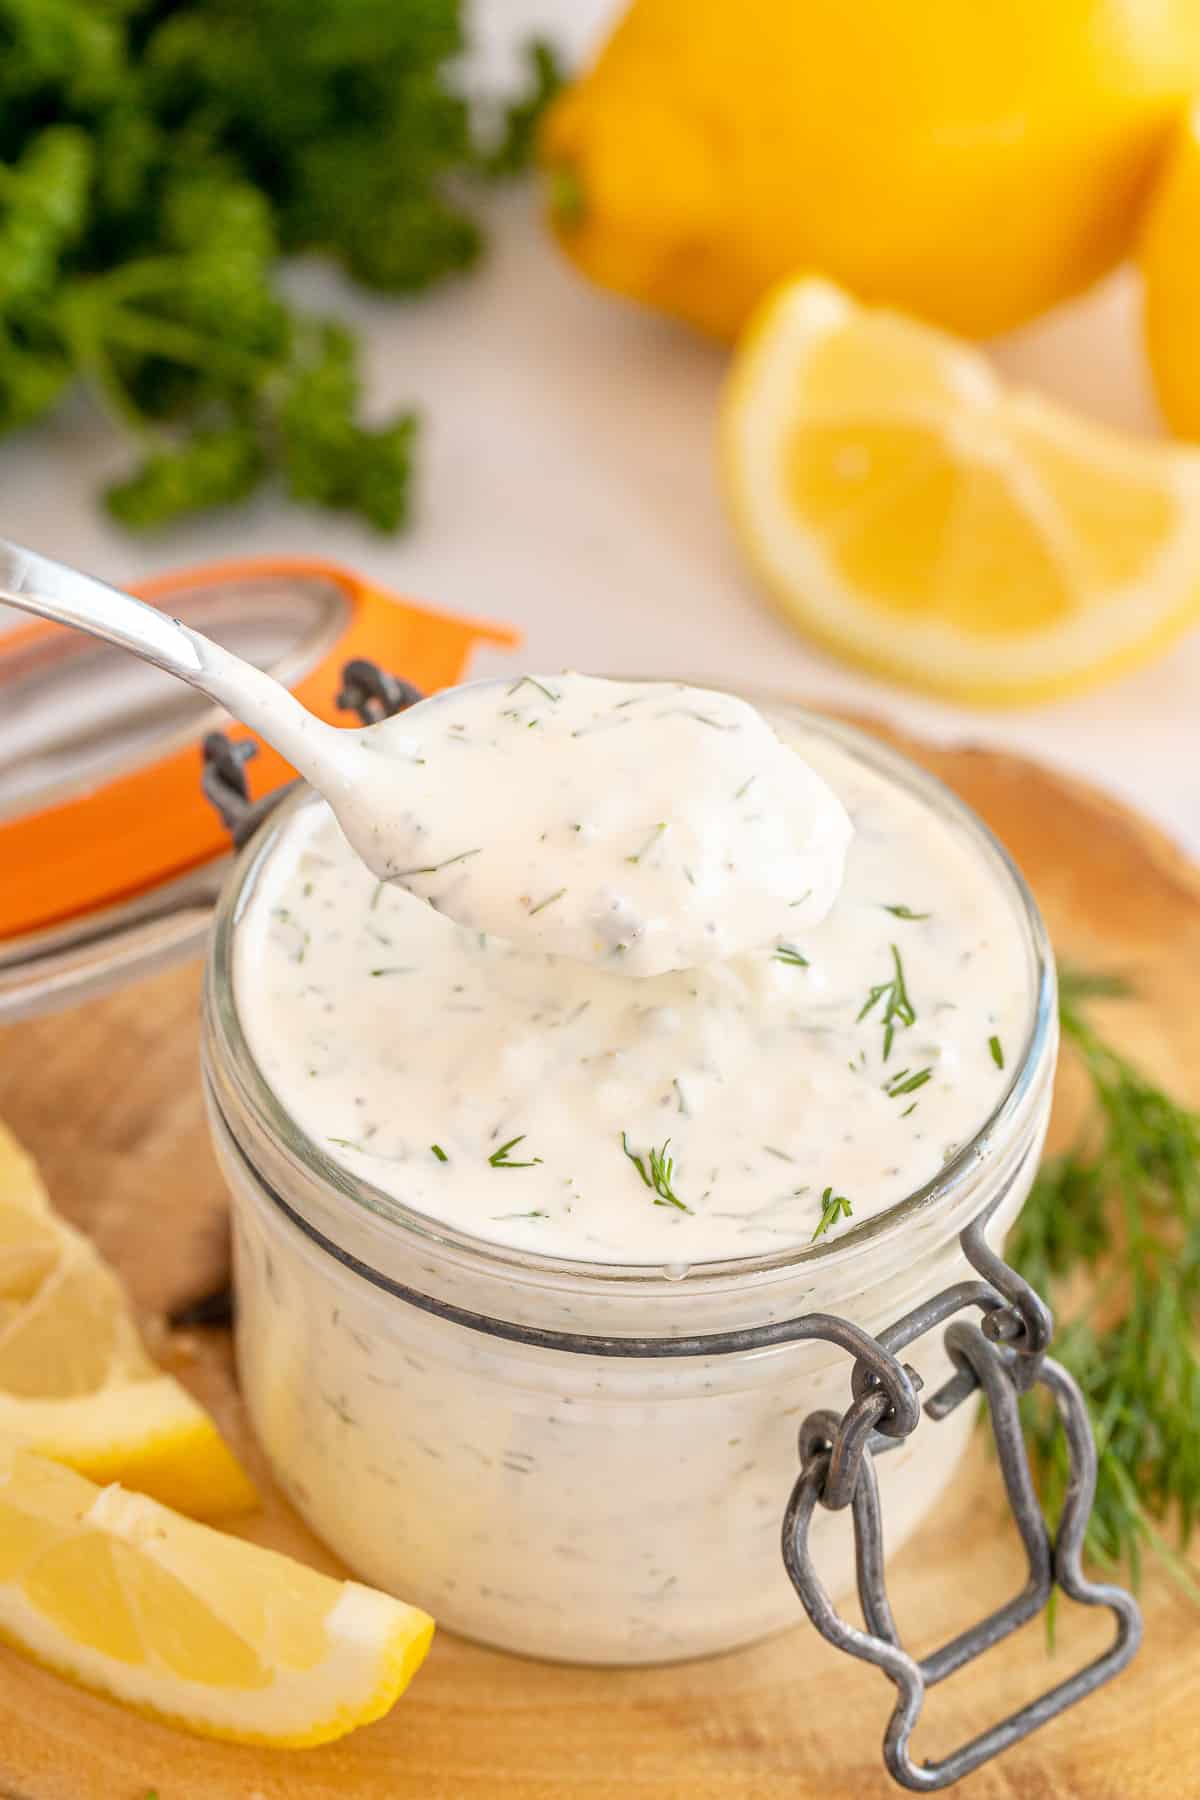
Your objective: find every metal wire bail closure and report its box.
[782,1202,1143,1792]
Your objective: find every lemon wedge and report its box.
[0,1440,433,1745]
[0,1122,254,1519]
[721,277,1200,704]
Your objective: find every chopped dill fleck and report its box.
[488,1135,544,1169]
[570,716,633,738]
[370,882,386,911]
[683,866,697,886]
[658,707,735,731]
[989,1034,1005,1069]
[271,906,309,964]
[883,904,930,921]
[773,944,809,967]
[528,887,567,915]
[303,881,314,898]
[900,1101,919,1118]
[491,1210,549,1221]
[621,1132,691,1211]
[431,1144,449,1162]
[369,966,413,977]
[857,943,916,1060]
[627,822,668,864]
[735,775,757,800]
[884,1066,933,1098]
[789,889,814,907]
[394,847,482,879]
[673,1077,690,1116]
[811,1187,853,1242]
[763,1145,796,1162]
[507,674,560,703]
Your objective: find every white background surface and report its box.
[2,0,1197,852]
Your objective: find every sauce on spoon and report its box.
[335,673,853,977]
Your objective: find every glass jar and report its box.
[202,707,1056,1667]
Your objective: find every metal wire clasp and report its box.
[782,1196,1142,1791]
[200,658,424,846]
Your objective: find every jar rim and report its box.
[204,697,1056,1294]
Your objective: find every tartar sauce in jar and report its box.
[234,690,1026,1262]
[209,691,1051,1665]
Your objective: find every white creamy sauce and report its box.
[331,674,853,977]
[234,702,1029,1264]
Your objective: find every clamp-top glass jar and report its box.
[203,704,1063,1672]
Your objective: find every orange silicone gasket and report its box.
[0,556,517,943]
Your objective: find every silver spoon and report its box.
[0,536,439,885]
[1,540,853,975]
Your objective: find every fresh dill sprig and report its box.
[811,1186,853,1241]
[857,943,916,1060]
[1011,966,1200,1596]
[488,1135,543,1169]
[883,1066,933,1098]
[773,944,810,967]
[1056,964,1134,1006]
[621,1133,691,1212]
[882,904,930,921]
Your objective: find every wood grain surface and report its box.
[2,719,1199,1800]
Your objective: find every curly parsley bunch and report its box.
[0,0,559,530]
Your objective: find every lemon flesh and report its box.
[0,1123,255,1519]
[722,277,1200,705]
[0,1441,433,1746]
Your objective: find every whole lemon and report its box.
[542,0,1200,340]
[1141,104,1200,437]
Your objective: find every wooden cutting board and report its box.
[1,719,1199,1800]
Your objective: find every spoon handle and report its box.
[0,538,346,787]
